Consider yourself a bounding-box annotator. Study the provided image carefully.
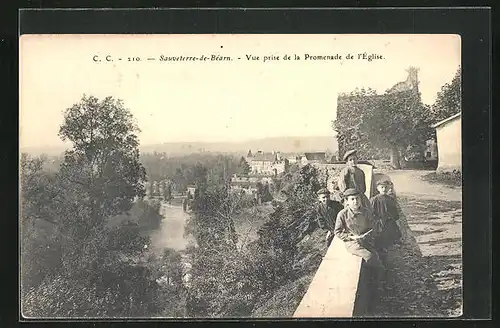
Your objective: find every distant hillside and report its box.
[21,136,338,157]
[20,145,69,157]
[140,136,338,156]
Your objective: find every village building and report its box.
[246,150,287,176]
[286,155,301,164]
[431,112,461,173]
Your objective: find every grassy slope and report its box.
[251,228,329,317]
[231,202,330,317]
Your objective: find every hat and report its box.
[376,178,392,186]
[343,188,360,197]
[317,188,330,195]
[343,149,358,161]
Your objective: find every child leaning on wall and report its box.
[334,188,387,298]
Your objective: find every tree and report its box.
[147,181,154,198]
[431,66,461,122]
[333,88,388,160]
[362,90,434,168]
[160,248,184,289]
[253,164,321,295]
[34,96,151,312]
[20,154,61,226]
[54,95,149,285]
[21,96,171,318]
[261,182,273,202]
[173,168,187,193]
[20,154,66,290]
[57,95,146,236]
[238,156,251,175]
[162,180,173,201]
[333,87,434,168]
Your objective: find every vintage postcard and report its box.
[20,34,462,319]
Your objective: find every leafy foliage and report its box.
[237,156,251,175]
[430,67,461,122]
[333,67,461,168]
[20,95,164,318]
[333,88,388,160]
[184,164,320,317]
[256,181,273,202]
[333,87,433,168]
[112,199,164,230]
[189,169,237,249]
[186,245,259,317]
[23,258,160,318]
[364,90,434,153]
[57,95,146,234]
[251,165,322,295]
[20,155,67,289]
[141,152,241,192]
[168,162,329,318]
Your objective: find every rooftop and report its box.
[431,112,461,128]
[250,153,278,162]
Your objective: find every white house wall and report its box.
[436,116,462,172]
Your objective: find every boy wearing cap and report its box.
[316,188,344,246]
[371,178,403,252]
[334,188,383,268]
[334,188,386,303]
[338,149,371,208]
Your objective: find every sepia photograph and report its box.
[19,34,462,319]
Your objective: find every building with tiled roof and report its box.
[300,152,327,165]
[246,150,287,176]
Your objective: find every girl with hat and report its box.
[370,178,403,255]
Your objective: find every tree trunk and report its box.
[390,147,401,169]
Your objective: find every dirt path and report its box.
[384,170,461,202]
[374,170,463,317]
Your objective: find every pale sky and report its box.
[20,34,461,149]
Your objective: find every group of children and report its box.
[315,149,404,293]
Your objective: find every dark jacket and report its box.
[370,194,400,222]
[370,194,402,248]
[338,166,366,194]
[316,199,344,232]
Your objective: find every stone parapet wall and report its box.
[293,236,365,317]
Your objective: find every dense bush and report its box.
[23,259,160,318]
